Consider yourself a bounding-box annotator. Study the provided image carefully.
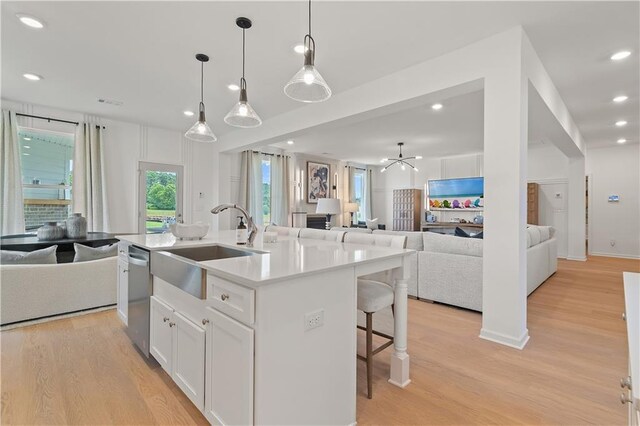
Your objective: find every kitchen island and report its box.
[117,231,412,425]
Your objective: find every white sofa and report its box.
[417,226,557,311]
[0,256,117,325]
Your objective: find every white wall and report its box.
[527,143,569,258]
[2,99,215,234]
[586,144,640,258]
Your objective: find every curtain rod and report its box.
[16,113,106,129]
[251,150,288,157]
[344,165,366,171]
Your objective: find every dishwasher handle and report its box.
[127,255,149,267]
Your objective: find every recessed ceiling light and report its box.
[613,95,628,103]
[611,50,631,61]
[415,156,423,159]
[617,138,627,144]
[23,137,31,141]
[287,140,294,145]
[616,120,628,127]
[16,14,44,29]
[431,103,443,110]
[183,110,194,117]
[23,153,30,156]
[228,84,240,91]
[293,44,308,54]
[23,145,31,149]
[23,73,42,81]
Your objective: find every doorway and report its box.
[138,162,183,234]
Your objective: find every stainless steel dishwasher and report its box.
[127,245,152,357]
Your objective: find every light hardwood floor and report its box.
[1,256,638,425]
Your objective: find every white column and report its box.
[567,156,586,260]
[480,53,530,349]
[390,257,410,387]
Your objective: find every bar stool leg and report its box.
[366,312,373,399]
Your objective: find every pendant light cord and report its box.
[308,0,312,36]
[200,60,204,103]
[242,28,246,80]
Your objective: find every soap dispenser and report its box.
[236,216,248,245]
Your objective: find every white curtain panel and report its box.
[365,167,374,220]
[239,150,263,225]
[271,155,291,226]
[73,123,109,232]
[0,110,25,235]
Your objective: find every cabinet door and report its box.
[150,296,174,374]
[204,307,254,426]
[172,311,205,411]
[117,259,129,325]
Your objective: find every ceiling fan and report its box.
[380,142,422,172]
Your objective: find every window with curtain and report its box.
[353,168,366,223]
[18,127,75,230]
[262,156,271,224]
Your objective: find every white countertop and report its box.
[117,231,413,286]
[623,272,640,404]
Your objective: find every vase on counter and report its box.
[37,222,65,241]
[65,213,87,238]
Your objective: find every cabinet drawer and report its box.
[118,241,130,261]
[207,275,255,325]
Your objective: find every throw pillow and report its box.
[454,227,471,238]
[0,245,58,264]
[365,218,378,230]
[471,231,484,239]
[73,243,117,262]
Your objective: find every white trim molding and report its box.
[479,328,530,350]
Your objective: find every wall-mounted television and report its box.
[427,177,484,210]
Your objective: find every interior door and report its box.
[138,162,184,234]
[172,311,206,411]
[150,296,174,374]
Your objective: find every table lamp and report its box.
[316,198,341,230]
[344,202,359,226]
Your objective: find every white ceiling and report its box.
[271,89,485,163]
[2,1,638,156]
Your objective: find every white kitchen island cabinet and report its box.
[204,306,254,426]
[119,231,413,426]
[150,295,206,411]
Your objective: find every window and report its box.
[262,156,271,224]
[353,169,366,223]
[18,127,75,231]
[138,162,183,234]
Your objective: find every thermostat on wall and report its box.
[608,195,620,202]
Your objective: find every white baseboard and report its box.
[590,252,640,260]
[566,256,587,261]
[479,328,530,350]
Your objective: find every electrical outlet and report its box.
[304,309,324,331]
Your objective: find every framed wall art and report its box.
[307,161,330,204]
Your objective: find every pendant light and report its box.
[185,53,217,142]
[380,143,422,172]
[284,0,332,103]
[224,17,262,128]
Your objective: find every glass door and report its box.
[138,162,183,234]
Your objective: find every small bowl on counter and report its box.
[169,222,210,240]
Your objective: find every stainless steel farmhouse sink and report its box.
[150,245,255,299]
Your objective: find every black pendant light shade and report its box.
[225,17,262,128]
[185,53,217,142]
[284,0,331,102]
